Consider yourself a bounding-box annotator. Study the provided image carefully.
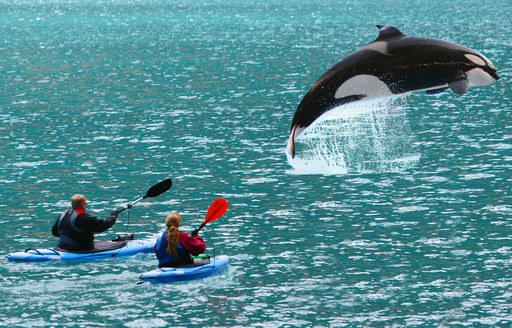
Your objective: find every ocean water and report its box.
[1,0,511,326]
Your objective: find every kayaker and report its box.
[51,194,119,251]
[154,212,206,267]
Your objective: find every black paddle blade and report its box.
[144,178,172,198]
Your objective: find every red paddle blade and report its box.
[204,198,228,224]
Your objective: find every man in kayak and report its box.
[154,212,206,267]
[51,194,119,251]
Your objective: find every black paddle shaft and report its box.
[117,178,172,214]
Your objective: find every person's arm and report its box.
[76,212,117,233]
[179,232,206,256]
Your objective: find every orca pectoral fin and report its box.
[426,87,449,95]
[449,77,469,94]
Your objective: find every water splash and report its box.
[286,97,420,175]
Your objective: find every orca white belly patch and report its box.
[335,74,394,100]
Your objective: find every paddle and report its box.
[117,178,172,214]
[194,198,228,233]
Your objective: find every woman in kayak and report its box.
[52,194,119,251]
[154,212,206,267]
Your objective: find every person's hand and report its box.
[110,210,119,218]
[191,228,199,236]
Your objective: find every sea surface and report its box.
[1,0,511,326]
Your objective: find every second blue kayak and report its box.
[139,255,229,284]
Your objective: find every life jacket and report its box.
[154,230,193,267]
[56,208,93,250]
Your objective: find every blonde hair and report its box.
[165,212,181,257]
[71,194,86,209]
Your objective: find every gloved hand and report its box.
[110,210,119,218]
[191,228,199,236]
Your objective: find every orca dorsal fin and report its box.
[375,25,405,41]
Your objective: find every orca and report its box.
[287,25,500,158]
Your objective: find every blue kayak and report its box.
[6,238,154,262]
[139,255,229,284]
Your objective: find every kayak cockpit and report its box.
[54,240,128,253]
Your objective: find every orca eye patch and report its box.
[465,53,487,66]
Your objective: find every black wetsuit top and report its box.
[51,208,116,250]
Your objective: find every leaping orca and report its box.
[287,25,499,158]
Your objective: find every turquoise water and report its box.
[1,0,511,326]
